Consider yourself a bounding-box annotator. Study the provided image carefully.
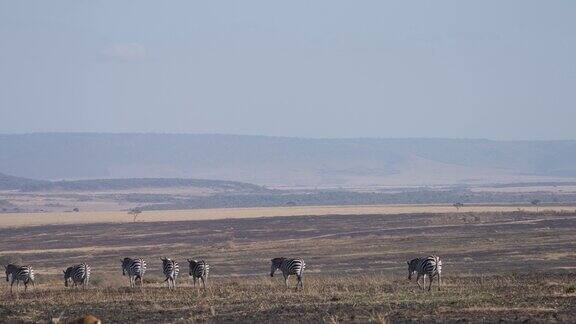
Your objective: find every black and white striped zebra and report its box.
[161,257,179,289]
[270,257,305,289]
[4,264,35,293]
[121,257,146,287]
[187,259,209,289]
[63,263,91,289]
[407,255,442,291]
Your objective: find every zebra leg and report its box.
[438,272,442,291]
[297,275,303,289]
[416,274,423,289]
[423,274,427,290]
[283,274,288,288]
[10,279,15,293]
[193,277,197,287]
[24,281,28,292]
[201,276,206,289]
[428,275,433,291]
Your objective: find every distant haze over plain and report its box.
[1,133,576,187]
[0,1,575,140]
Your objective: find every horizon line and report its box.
[0,131,574,142]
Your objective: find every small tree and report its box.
[453,202,464,210]
[531,199,541,212]
[128,208,142,222]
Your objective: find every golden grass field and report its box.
[1,203,574,228]
[1,208,576,322]
[3,274,576,323]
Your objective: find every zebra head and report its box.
[63,267,73,287]
[270,258,285,277]
[121,258,131,276]
[4,264,17,282]
[407,258,419,280]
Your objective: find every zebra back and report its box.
[122,258,146,277]
[161,258,180,279]
[187,259,209,278]
[64,263,90,286]
[271,258,305,277]
[8,264,35,283]
[408,255,441,277]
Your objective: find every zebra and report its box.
[63,263,91,289]
[121,257,146,287]
[270,257,305,289]
[4,264,35,293]
[187,259,209,289]
[161,257,179,289]
[407,255,443,291]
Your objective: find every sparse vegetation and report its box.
[127,208,142,222]
[532,199,541,212]
[453,202,464,210]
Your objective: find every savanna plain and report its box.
[1,207,576,323]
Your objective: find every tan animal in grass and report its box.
[68,315,101,324]
[50,314,101,324]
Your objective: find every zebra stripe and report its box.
[4,264,35,293]
[270,257,305,289]
[187,259,209,289]
[63,263,91,288]
[407,255,442,291]
[161,258,179,289]
[121,257,146,287]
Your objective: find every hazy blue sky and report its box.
[0,1,574,139]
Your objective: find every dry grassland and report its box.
[2,274,575,323]
[1,210,576,322]
[1,204,575,228]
